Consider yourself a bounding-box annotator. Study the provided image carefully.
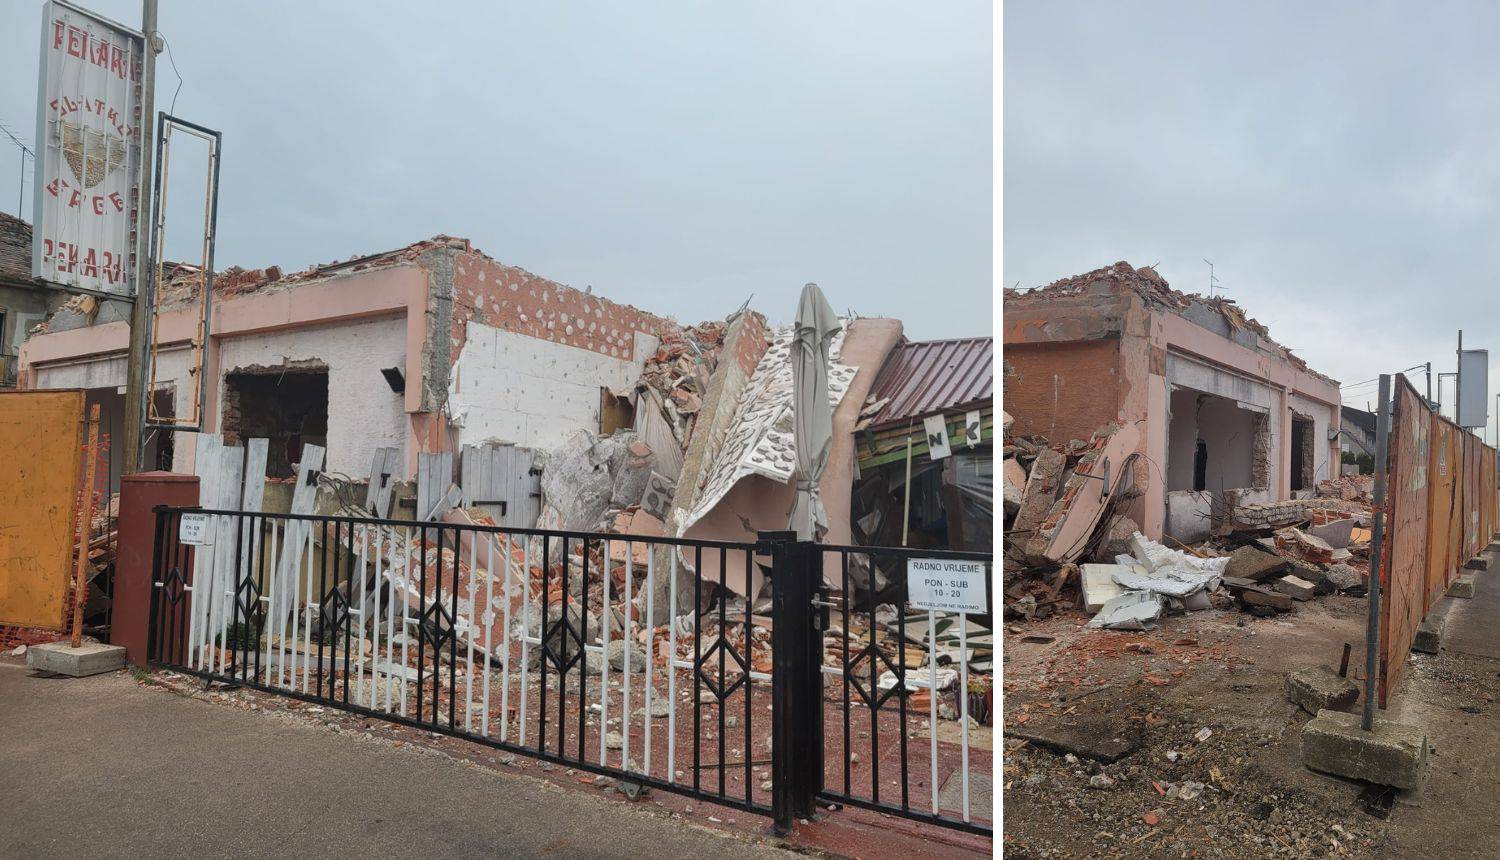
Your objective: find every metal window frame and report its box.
[143,112,221,432]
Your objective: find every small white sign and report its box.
[923,414,952,460]
[964,410,983,449]
[908,558,988,614]
[179,512,211,545]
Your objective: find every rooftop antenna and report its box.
[1203,258,1221,297]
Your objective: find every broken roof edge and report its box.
[154,233,470,310]
[1005,261,1338,388]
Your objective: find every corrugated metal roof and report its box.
[865,336,993,428]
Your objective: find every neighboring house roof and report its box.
[0,211,31,284]
[864,336,993,429]
[1341,405,1377,437]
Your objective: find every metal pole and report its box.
[1456,330,1463,433]
[1426,362,1432,406]
[122,0,160,474]
[900,419,915,547]
[1363,374,1392,731]
[70,403,101,648]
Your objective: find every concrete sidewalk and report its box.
[1379,558,1500,859]
[0,662,796,859]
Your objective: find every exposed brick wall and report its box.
[732,310,769,376]
[450,251,677,361]
[1003,337,1122,444]
[1251,411,1272,488]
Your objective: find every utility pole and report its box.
[122,0,159,474]
[1426,361,1432,406]
[1457,330,1464,435]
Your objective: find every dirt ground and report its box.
[1000,579,1500,859]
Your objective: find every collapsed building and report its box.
[18,235,679,493]
[15,231,995,590]
[1001,262,1344,619]
[10,226,996,740]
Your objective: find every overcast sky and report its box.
[0,1,991,340]
[1005,2,1500,421]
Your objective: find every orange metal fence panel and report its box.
[1380,378,1429,707]
[1423,419,1456,616]
[1379,374,1499,707]
[0,390,86,630]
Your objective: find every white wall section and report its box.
[447,320,656,451]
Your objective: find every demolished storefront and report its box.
[18,235,682,490]
[1002,262,1346,620]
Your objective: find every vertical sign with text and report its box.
[32,1,145,295]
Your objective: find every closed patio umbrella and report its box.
[789,282,840,540]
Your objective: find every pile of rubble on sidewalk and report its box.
[1002,407,1376,628]
[1002,414,1144,622]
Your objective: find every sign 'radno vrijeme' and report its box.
[178,512,211,545]
[907,558,988,614]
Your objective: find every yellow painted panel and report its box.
[0,390,84,630]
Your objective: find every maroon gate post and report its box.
[112,472,199,665]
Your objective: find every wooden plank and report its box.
[418,451,455,521]
[241,438,269,513]
[365,446,399,516]
[461,443,540,527]
[0,390,85,630]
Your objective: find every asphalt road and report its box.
[0,662,796,859]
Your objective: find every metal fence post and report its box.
[1364,374,1392,730]
[765,530,822,834]
[146,506,167,663]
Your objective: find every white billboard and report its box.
[31,1,145,295]
[1458,348,1489,429]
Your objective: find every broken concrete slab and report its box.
[1324,563,1364,591]
[1239,585,1294,612]
[1301,708,1427,790]
[1002,457,1026,515]
[1011,448,1065,540]
[1080,563,1127,612]
[1285,667,1359,715]
[26,641,126,677]
[1412,598,1455,654]
[1449,573,1477,599]
[1009,720,1141,763]
[1224,546,1289,582]
[1463,552,1493,571]
[1026,423,1143,565]
[1307,518,1356,549]
[1275,527,1336,565]
[1086,590,1164,630]
[1274,575,1317,601]
[1088,514,1139,564]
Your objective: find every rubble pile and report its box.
[1002,411,1376,628]
[1006,261,1334,382]
[1315,473,1375,504]
[73,489,117,634]
[1002,415,1140,621]
[1140,491,1375,623]
[633,320,728,449]
[824,603,993,722]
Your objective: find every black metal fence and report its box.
[147,506,991,837]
